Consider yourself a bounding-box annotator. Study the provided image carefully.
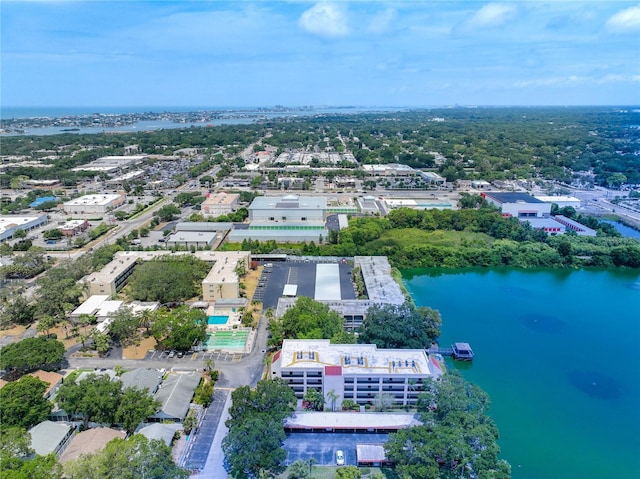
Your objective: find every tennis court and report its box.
[203,330,250,351]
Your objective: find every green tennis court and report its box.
[203,330,250,350]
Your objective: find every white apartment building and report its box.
[271,339,444,408]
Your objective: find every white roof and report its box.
[71,295,111,316]
[279,339,439,377]
[283,284,298,296]
[29,421,72,456]
[285,412,421,429]
[64,194,123,207]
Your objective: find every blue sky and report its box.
[1,1,639,107]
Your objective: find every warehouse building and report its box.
[62,194,125,215]
[228,194,328,243]
[0,214,48,241]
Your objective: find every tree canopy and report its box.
[151,306,207,351]
[267,296,355,348]
[358,302,441,349]
[63,434,188,479]
[56,374,123,428]
[0,427,62,479]
[385,372,511,479]
[0,376,52,429]
[0,336,65,377]
[127,256,211,303]
[223,378,296,479]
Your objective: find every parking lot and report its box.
[146,350,244,362]
[282,432,389,466]
[257,261,356,310]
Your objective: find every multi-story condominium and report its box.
[271,339,444,408]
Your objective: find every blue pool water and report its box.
[207,315,229,325]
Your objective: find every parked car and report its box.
[177,351,184,358]
[336,450,345,466]
[168,350,176,358]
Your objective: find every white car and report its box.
[336,450,345,466]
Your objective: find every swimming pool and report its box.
[208,315,230,325]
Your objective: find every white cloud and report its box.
[514,73,640,88]
[299,2,349,38]
[368,8,397,34]
[606,5,640,33]
[468,3,518,28]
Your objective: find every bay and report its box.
[403,268,640,479]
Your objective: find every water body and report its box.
[601,220,640,239]
[403,268,640,479]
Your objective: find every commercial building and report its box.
[62,194,125,215]
[228,194,329,243]
[534,195,581,209]
[481,192,551,218]
[71,155,146,173]
[0,214,48,241]
[382,197,453,211]
[60,219,89,236]
[166,231,217,249]
[201,192,240,217]
[271,339,444,408]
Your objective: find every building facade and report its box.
[271,339,444,408]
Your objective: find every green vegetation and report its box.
[0,336,65,378]
[223,378,297,479]
[0,376,52,429]
[63,434,188,479]
[127,255,210,303]
[0,427,62,479]
[358,303,441,349]
[151,306,207,351]
[267,296,356,348]
[56,374,158,431]
[385,372,510,479]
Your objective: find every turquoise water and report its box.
[208,315,229,325]
[403,268,640,479]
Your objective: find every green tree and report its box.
[0,427,62,479]
[151,306,207,351]
[0,336,65,377]
[0,376,52,429]
[63,435,188,479]
[268,297,345,348]
[335,466,362,479]
[115,387,159,434]
[223,414,287,479]
[154,204,181,222]
[1,295,36,326]
[358,302,441,349]
[302,388,324,411]
[287,459,310,479]
[107,307,139,348]
[127,256,210,303]
[56,374,124,428]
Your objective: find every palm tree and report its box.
[326,389,339,412]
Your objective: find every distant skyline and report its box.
[2,1,639,108]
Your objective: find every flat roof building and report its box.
[166,231,217,248]
[63,194,125,215]
[481,192,551,218]
[534,195,581,209]
[201,192,240,217]
[0,214,48,241]
[271,339,444,408]
[228,194,329,243]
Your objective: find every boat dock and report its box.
[428,342,474,361]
